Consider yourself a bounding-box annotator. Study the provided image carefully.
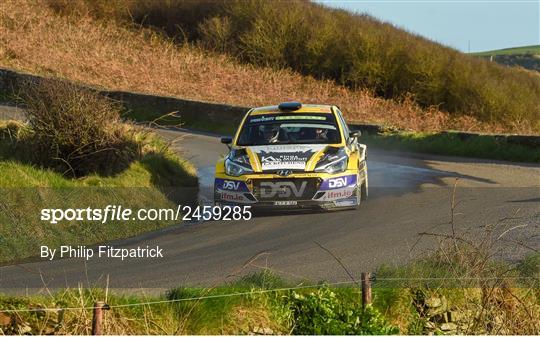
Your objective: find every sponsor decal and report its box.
[258,150,315,170]
[260,181,307,198]
[215,178,249,192]
[275,116,326,121]
[250,144,325,171]
[329,177,348,188]
[219,191,245,201]
[252,144,325,152]
[249,116,275,123]
[325,188,354,200]
[218,191,255,204]
[223,180,241,190]
[259,151,313,170]
[248,115,327,123]
[320,175,357,190]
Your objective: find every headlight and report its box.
[225,158,253,176]
[225,149,254,176]
[314,156,348,174]
[314,147,348,174]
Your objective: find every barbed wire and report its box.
[0,280,356,313]
[372,276,538,281]
[1,275,537,314]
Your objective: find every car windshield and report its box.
[237,113,341,146]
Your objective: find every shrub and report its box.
[286,287,398,335]
[198,16,234,53]
[18,79,139,177]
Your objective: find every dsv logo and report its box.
[260,181,307,198]
[328,177,348,188]
[222,180,241,190]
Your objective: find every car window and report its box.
[237,113,342,146]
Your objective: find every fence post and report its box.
[91,301,109,335]
[361,272,372,308]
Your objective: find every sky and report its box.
[315,0,540,53]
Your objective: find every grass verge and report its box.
[0,272,396,335]
[0,248,537,335]
[0,78,198,263]
[0,121,198,263]
[0,119,197,264]
[361,131,540,163]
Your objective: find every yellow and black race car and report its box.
[214,102,368,210]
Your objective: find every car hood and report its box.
[246,144,329,172]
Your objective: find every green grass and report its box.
[166,275,291,334]
[1,257,537,335]
[0,121,198,263]
[472,45,540,56]
[0,271,394,335]
[361,131,540,163]
[0,272,295,335]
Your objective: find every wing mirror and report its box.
[221,136,232,149]
[347,131,361,146]
[349,130,361,139]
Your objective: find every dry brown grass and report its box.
[0,0,511,133]
[0,287,187,335]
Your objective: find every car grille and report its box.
[252,178,320,201]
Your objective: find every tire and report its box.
[354,173,362,209]
[361,180,368,201]
[360,160,368,201]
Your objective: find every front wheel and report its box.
[360,160,368,201]
[354,173,362,209]
[361,180,368,201]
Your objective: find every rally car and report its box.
[214,102,368,210]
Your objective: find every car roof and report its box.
[250,104,334,115]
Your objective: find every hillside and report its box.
[472,45,540,73]
[43,0,540,133]
[473,45,540,56]
[0,0,537,134]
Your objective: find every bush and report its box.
[286,287,398,335]
[18,79,138,177]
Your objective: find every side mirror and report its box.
[349,130,361,139]
[221,136,232,147]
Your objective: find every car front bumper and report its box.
[213,172,359,211]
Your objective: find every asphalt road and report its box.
[0,120,539,294]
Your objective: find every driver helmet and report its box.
[315,127,328,138]
[261,124,280,143]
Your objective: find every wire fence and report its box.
[1,275,537,314]
[0,280,357,313]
